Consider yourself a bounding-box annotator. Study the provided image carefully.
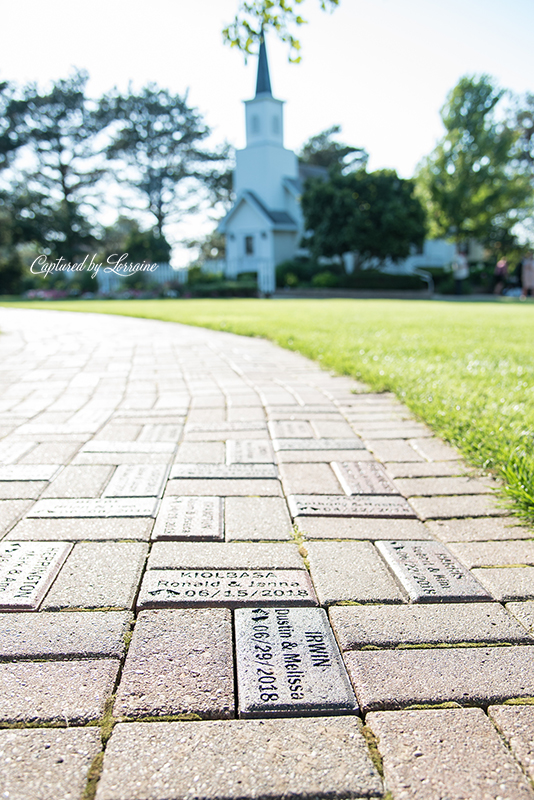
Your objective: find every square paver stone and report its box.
[225,496,293,540]
[137,569,317,610]
[0,610,131,659]
[344,645,534,711]
[329,602,533,649]
[103,465,168,497]
[27,497,159,518]
[0,728,102,800]
[235,606,358,717]
[152,496,223,541]
[0,541,72,610]
[147,541,304,570]
[331,461,398,495]
[367,708,534,800]
[0,659,119,723]
[376,540,491,602]
[289,494,416,519]
[226,439,275,463]
[41,541,148,610]
[114,608,234,719]
[305,541,405,605]
[489,704,534,783]
[95,717,382,800]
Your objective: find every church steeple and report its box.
[255,35,272,97]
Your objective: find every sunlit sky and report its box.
[2,0,533,262]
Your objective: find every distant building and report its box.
[218,38,307,293]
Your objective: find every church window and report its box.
[245,236,254,255]
[251,115,260,134]
[272,116,280,135]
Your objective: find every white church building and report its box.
[218,39,458,294]
[218,39,306,294]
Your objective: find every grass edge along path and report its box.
[2,297,534,524]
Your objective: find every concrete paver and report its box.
[114,609,234,719]
[368,708,534,800]
[0,659,119,723]
[427,516,533,541]
[0,728,102,800]
[489,704,534,783]
[95,718,383,800]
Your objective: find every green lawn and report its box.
[3,297,534,521]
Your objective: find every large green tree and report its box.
[99,86,229,238]
[416,75,532,248]
[302,169,426,266]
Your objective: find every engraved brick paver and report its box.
[3,306,534,798]
[0,728,102,800]
[368,708,534,800]
[114,609,234,719]
[95,718,383,800]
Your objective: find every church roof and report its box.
[255,36,272,97]
[218,191,298,232]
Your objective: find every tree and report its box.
[299,125,367,173]
[100,86,229,238]
[416,75,532,248]
[3,70,107,261]
[223,0,339,61]
[302,169,427,266]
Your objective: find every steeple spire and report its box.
[255,33,272,97]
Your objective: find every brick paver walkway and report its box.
[1,306,534,800]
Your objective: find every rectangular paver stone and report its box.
[148,541,304,570]
[329,602,533,649]
[235,606,358,717]
[376,540,491,602]
[95,717,383,800]
[226,439,275,463]
[170,463,278,479]
[295,516,430,540]
[28,497,158,518]
[409,494,506,519]
[344,645,534,711]
[152,496,223,541]
[306,541,405,605]
[82,440,174,453]
[7,517,153,541]
[268,420,314,438]
[331,461,398,495]
[165,478,282,497]
[225,496,293,540]
[0,728,102,800]
[273,438,364,451]
[42,541,148,610]
[0,659,119,723]
[103,465,168,497]
[0,610,131,658]
[0,541,72,610]
[289,494,416,518]
[0,465,60,481]
[137,569,317,609]
[427,517,534,542]
[449,540,534,567]
[394,476,493,497]
[472,567,534,601]
[279,462,343,495]
[114,608,234,719]
[506,601,534,633]
[367,708,534,800]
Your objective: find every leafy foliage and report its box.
[416,75,533,248]
[223,0,339,61]
[299,125,368,172]
[302,169,426,265]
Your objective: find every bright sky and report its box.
[2,0,533,261]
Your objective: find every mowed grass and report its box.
[3,297,534,521]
